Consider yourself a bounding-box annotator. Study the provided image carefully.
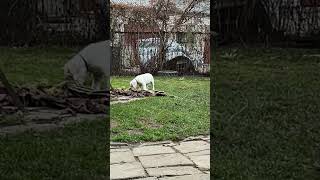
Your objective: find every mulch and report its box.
[111,88,166,97]
[0,82,166,115]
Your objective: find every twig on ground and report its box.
[227,93,249,122]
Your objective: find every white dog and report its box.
[130,73,155,91]
[64,41,110,90]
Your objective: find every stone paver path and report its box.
[110,135,210,180]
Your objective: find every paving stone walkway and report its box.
[110,135,210,180]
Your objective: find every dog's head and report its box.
[63,58,87,85]
[63,63,74,80]
[130,79,138,89]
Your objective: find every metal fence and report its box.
[0,0,109,46]
[111,31,210,75]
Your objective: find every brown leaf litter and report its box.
[0,82,167,115]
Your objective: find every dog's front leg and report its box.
[74,73,86,86]
[91,76,102,90]
[92,81,101,90]
[141,82,147,91]
[91,81,99,90]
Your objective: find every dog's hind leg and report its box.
[152,80,155,90]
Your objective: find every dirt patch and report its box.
[111,88,166,98]
[139,117,163,129]
[110,88,166,104]
[111,120,118,129]
[127,129,144,136]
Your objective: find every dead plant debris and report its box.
[0,82,166,115]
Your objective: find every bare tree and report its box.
[111,0,210,73]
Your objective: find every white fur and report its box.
[130,73,155,91]
[64,40,110,90]
[64,55,105,90]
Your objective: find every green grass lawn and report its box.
[2,45,319,179]
[0,47,109,179]
[0,121,109,180]
[212,47,320,179]
[0,46,77,85]
[110,76,210,142]
[0,46,210,178]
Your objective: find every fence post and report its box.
[98,0,109,40]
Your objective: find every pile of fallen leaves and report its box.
[0,82,166,115]
[111,88,166,98]
[0,82,109,114]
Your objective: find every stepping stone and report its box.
[110,162,146,179]
[146,166,202,177]
[201,136,210,142]
[27,123,61,132]
[159,174,210,180]
[188,155,210,170]
[25,111,61,122]
[110,148,130,152]
[140,141,173,146]
[110,149,136,164]
[0,125,32,135]
[59,114,106,125]
[138,153,193,168]
[135,177,158,180]
[182,136,205,141]
[110,142,129,146]
[0,123,64,135]
[174,141,209,153]
[186,150,210,156]
[133,145,175,156]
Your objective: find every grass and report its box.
[0,47,109,179]
[0,46,210,178]
[110,76,210,142]
[0,120,109,180]
[4,45,319,179]
[0,46,77,85]
[212,47,320,179]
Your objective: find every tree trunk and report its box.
[159,30,165,71]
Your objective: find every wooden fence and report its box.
[212,0,320,45]
[0,0,109,46]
